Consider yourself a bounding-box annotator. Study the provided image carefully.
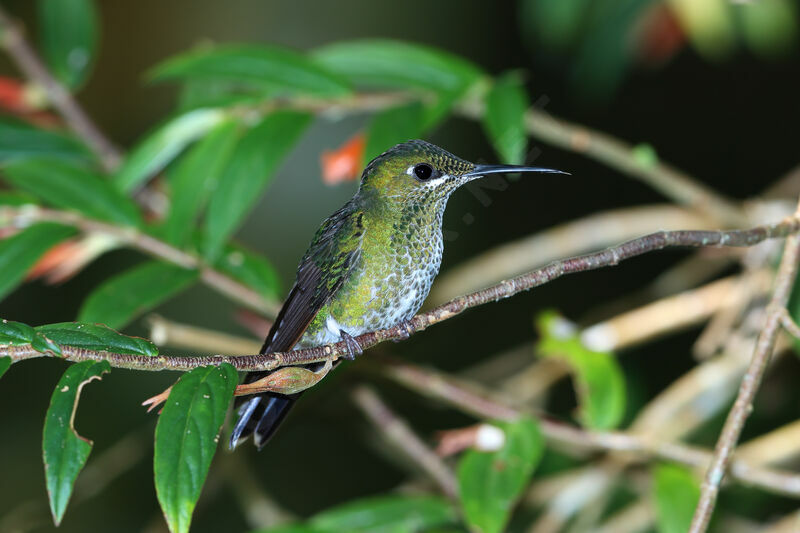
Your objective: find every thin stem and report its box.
[3,216,799,372]
[0,6,122,172]
[689,228,800,531]
[1,205,280,316]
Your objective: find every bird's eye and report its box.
[413,163,435,181]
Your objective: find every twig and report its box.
[3,215,799,373]
[689,226,800,531]
[147,315,262,355]
[0,6,122,171]
[0,205,281,316]
[456,99,748,227]
[377,358,800,498]
[351,385,458,499]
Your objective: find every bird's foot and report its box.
[340,330,362,361]
[392,320,416,342]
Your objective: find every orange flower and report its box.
[320,133,366,185]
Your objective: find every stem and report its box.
[3,216,799,372]
[0,6,122,172]
[689,228,800,531]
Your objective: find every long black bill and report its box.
[461,164,569,179]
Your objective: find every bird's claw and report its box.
[340,330,362,361]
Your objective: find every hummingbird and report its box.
[230,139,565,449]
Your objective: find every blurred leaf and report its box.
[0,118,90,162]
[255,526,324,533]
[150,44,351,98]
[163,119,241,246]
[214,242,281,301]
[483,72,528,165]
[38,0,98,89]
[42,359,110,525]
[313,39,483,95]
[3,158,142,226]
[521,0,591,50]
[310,495,457,533]
[36,322,158,356]
[176,80,265,112]
[458,417,544,533]
[155,364,237,533]
[0,223,76,300]
[203,111,311,262]
[739,0,797,58]
[536,311,626,430]
[0,191,38,206]
[364,102,424,162]
[668,0,736,60]
[0,356,10,379]
[652,464,701,533]
[115,108,228,193]
[78,261,197,330]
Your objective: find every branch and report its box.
[0,6,122,172]
[0,205,281,317]
[3,216,799,373]
[689,221,800,531]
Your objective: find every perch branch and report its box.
[689,225,800,531]
[3,215,799,373]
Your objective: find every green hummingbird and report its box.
[230,139,565,449]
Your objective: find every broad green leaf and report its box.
[163,119,241,246]
[0,118,90,162]
[3,159,142,226]
[203,111,311,261]
[36,322,158,356]
[458,417,544,533]
[0,319,62,355]
[0,223,76,300]
[483,72,528,165]
[313,39,483,95]
[255,526,324,533]
[652,464,701,533]
[155,364,237,533]
[42,359,110,524]
[38,0,98,89]
[311,495,457,533]
[0,356,10,379]
[740,0,798,58]
[115,108,228,193]
[364,102,425,162]
[78,261,198,330]
[176,80,264,112]
[0,191,38,206]
[150,44,351,98]
[536,311,626,430]
[214,243,281,301]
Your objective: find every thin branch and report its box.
[456,99,748,227]
[351,385,458,499]
[689,227,800,531]
[0,6,122,171]
[0,205,281,317]
[3,215,799,373]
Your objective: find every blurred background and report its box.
[0,1,799,532]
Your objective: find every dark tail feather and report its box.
[229,392,298,450]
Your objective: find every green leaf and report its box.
[36,322,158,356]
[3,159,142,226]
[740,0,798,58]
[458,417,544,533]
[114,108,228,193]
[483,72,528,165]
[150,44,351,98]
[364,102,425,162]
[203,111,311,261]
[535,311,626,430]
[255,526,325,533]
[38,0,98,89]
[313,39,483,95]
[214,242,281,301]
[0,191,38,206]
[310,495,456,533]
[155,364,237,533]
[0,319,37,345]
[163,119,241,246]
[652,464,701,533]
[42,359,110,525]
[0,223,76,300]
[78,261,198,330]
[0,118,90,162]
[0,356,10,380]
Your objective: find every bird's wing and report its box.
[258,201,365,354]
